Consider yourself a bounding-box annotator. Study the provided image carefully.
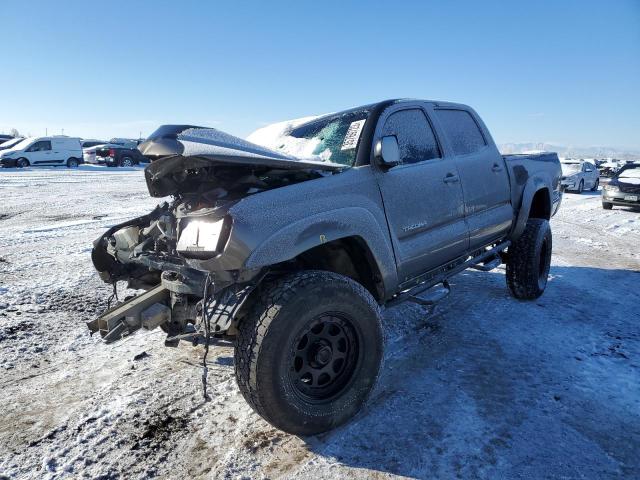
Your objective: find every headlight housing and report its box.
[603,184,618,191]
[177,218,226,259]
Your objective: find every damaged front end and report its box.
[88,124,343,345]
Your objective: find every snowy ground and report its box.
[0,167,638,479]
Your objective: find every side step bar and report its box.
[469,256,501,272]
[87,284,170,343]
[387,241,510,308]
[406,280,450,306]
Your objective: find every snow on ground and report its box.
[0,168,639,479]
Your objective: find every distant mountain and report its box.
[498,143,640,161]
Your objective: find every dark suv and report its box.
[95,141,146,167]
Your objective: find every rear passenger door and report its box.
[373,104,468,285]
[433,108,512,250]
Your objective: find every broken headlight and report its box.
[177,218,226,259]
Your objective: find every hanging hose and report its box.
[201,274,213,401]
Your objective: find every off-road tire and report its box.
[506,218,552,300]
[16,158,29,168]
[602,202,613,210]
[234,270,383,436]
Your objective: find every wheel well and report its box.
[286,237,384,302]
[528,188,551,220]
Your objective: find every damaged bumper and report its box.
[87,285,170,343]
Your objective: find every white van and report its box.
[0,136,83,168]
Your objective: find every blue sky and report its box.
[1,0,639,148]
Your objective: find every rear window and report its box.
[435,109,486,155]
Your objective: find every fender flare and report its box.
[244,207,398,298]
[510,178,552,240]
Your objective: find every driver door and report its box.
[373,105,468,285]
[27,140,53,165]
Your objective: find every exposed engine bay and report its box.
[88,124,344,345]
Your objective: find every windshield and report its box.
[251,109,370,167]
[561,163,581,174]
[0,138,23,149]
[6,137,34,151]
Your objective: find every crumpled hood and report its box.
[140,125,345,197]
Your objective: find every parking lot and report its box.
[0,168,639,479]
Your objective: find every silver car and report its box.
[561,161,599,193]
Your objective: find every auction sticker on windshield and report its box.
[341,119,366,150]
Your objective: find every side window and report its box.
[27,141,52,152]
[381,109,440,165]
[435,109,486,156]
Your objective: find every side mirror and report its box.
[374,135,400,168]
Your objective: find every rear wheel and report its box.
[119,157,133,167]
[66,158,79,168]
[506,218,552,300]
[16,158,29,168]
[235,270,383,435]
[602,202,613,210]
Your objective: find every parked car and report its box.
[87,99,562,435]
[0,137,24,151]
[0,134,14,145]
[83,145,102,164]
[94,144,146,167]
[602,163,640,210]
[598,159,623,178]
[560,160,599,193]
[0,136,83,168]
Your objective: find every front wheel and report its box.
[234,271,383,436]
[576,180,584,194]
[602,202,613,210]
[16,158,29,168]
[591,178,599,191]
[506,218,552,300]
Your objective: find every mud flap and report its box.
[87,284,170,343]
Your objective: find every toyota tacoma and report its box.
[88,99,563,435]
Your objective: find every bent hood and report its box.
[140,125,346,197]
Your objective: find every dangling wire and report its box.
[201,274,213,401]
[106,281,119,310]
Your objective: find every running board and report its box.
[86,284,170,344]
[406,280,450,306]
[387,241,510,308]
[469,256,501,272]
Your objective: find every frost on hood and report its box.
[246,116,324,159]
[178,127,296,162]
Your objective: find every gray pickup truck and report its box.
[89,99,562,435]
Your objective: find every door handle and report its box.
[492,163,503,172]
[443,173,459,184]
